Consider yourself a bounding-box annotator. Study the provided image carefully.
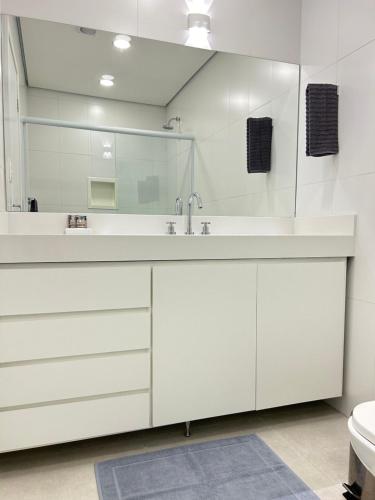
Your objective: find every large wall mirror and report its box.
[2,14,299,216]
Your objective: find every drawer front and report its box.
[0,392,150,452]
[0,263,151,316]
[0,309,150,363]
[0,352,150,408]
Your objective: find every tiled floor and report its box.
[0,402,349,499]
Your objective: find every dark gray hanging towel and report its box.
[247,117,273,173]
[306,83,339,157]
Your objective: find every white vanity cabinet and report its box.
[152,262,257,427]
[256,258,346,410]
[0,258,347,452]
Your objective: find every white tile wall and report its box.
[338,0,375,59]
[298,0,375,415]
[331,298,375,416]
[338,44,375,179]
[197,0,301,63]
[333,175,375,304]
[28,151,61,209]
[26,87,181,214]
[60,154,89,209]
[27,88,166,131]
[300,0,339,77]
[167,52,299,216]
[1,0,139,41]
[1,0,302,64]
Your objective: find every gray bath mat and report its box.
[95,434,318,499]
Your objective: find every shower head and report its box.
[163,116,181,130]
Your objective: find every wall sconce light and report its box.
[186,0,212,15]
[186,3,212,50]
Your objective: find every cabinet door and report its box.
[256,259,346,410]
[153,262,257,427]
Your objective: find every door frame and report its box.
[2,16,24,211]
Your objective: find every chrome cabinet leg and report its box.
[184,421,191,437]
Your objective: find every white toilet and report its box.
[345,401,375,499]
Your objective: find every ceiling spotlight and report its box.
[113,34,131,50]
[186,12,211,49]
[100,74,114,87]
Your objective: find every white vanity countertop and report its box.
[0,233,354,263]
[0,213,356,263]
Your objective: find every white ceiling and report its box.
[20,17,214,106]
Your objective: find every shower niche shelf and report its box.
[88,177,118,210]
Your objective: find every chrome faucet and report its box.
[186,192,203,235]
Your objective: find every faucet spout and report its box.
[186,192,203,235]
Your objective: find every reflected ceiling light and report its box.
[113,34,132,50]
[100,74,114,87]
[186,13,211,49]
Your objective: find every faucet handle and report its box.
[166,221,176,235]
[201,221,211,235]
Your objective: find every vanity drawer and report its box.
[0,392,150,453]
[0,309,150,363]
[0,263,151,316]
[0,352,150,408]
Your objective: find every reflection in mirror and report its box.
[2,14,299,217]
